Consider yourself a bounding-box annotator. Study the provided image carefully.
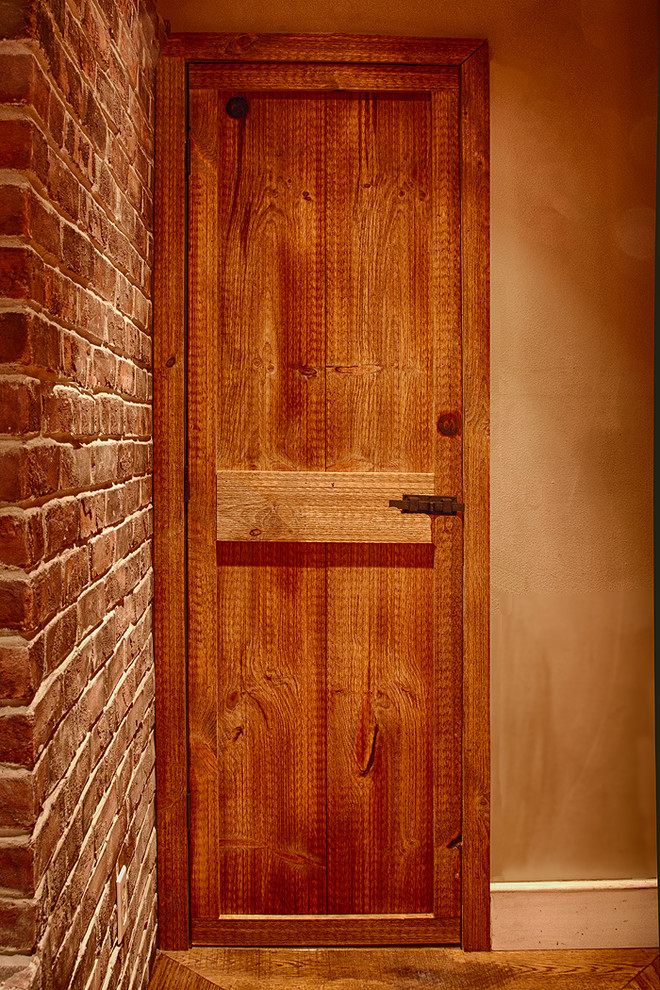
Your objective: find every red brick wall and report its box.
[0,2,163,987]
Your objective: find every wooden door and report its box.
[154,34,489,952]
[186,63,463,946]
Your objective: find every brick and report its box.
[59,444,92,490]
[0,561,62,631]
[0,896,37,952]
[98,394,124,436]
[84,92,108,155]
[0,635,44,704]
[0,442,60,501]
[91,441,117,485]
[62,224,95,284]
[105,487,126,526]
[115,272,132,314]
[116,441,134,479]
[42,386,75,436]
[0,709,34,766]
[77,583,105,640]
[48,88,67,147]
[0,0,35,39]
[44,605,77,674]
[0,246,45,304]
[116,358,135,396]
[0,184,62,257]
[32,670,64,752]
[0,311,61,370]
[45,146,80,221]
[0,768,36,830]
[62,331,91,387]
[29,195,62,259]
[61,643,93,710]
[132,287,149,332]
[91,347,116,389]
[0,378,41,434]
[0,183,28,236]
[0,118,36,169]
[90,530,114,580]
[44,497,79,555]
[79,491,105,538]
[65,13,96,85]
[78,290,107,343]
[44,265,79,325]
[62,548,90,607]
[0,510,45,567]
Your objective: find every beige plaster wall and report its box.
[156,0,658,882]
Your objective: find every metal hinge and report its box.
[389,494,465,515]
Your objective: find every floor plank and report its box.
[154,948,660,990]
[623,961,660,990]
[149,954,215,989]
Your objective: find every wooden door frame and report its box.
[153,32,490,952]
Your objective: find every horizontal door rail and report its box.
[216,470,436,542]
[189,63,459,91]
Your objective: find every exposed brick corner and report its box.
[1,0,163,986]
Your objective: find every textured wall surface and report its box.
[157,0,657,883]
[0,1,162,987]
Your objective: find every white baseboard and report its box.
[490,879,658,950]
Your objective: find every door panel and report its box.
[215,91,326,472]
[215,543,326,915]
[326,93,433,474]
[326,544,434,914]
[187,66,464,944]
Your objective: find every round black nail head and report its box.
[226,97,249,119]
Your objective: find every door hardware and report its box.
[226,97,249,118]
[389,494,464,515]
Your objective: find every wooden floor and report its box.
[150,947,660,989]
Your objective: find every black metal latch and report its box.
[389,494,465,515]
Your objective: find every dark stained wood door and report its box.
[186,62,464,946]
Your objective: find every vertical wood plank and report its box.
[324,89,438,916]
[216,92,326,471]
[460,42,491,951]
[187,87,221,919]
[153,54,190,950]
[325,92,434,473]
[326,545,435,914]
[431,89,464,920]
[215,543,327,915]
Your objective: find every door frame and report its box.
[153,32,490,952]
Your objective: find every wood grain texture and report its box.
[431,88,464,921]
[460,42,491,952]
[188,87,221,920]
[171,39,491,949]
[153,54,189,950]
[213,543,327,915]
[325,92,434,474]
[158,948,660,989]
[191,916,460,946]
[326,544,435,914]
[216,470,434,542]
[215,91,326,472]
[165,33,486,65]
[150,954,213,990]
[189,63,458,91]
[625,964,660,989]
